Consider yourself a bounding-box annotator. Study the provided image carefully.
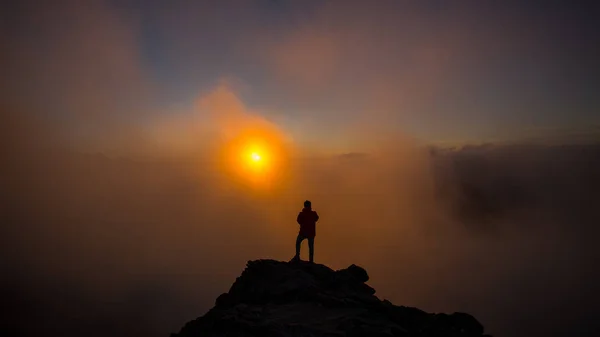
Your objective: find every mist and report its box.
[2,1,600,336]
[2,90,600,337]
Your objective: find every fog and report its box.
[2,1,600,336]
[2,93,600,337]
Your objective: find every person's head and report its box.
[303,200,312,209]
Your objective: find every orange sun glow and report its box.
[217,126,291,191]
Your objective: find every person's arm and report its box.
[314,211,319,222]
[297,212,303,225]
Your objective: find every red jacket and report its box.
[297,207,319,238]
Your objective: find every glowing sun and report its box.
[217,125,292,191]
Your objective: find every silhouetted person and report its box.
[293,200,319,263]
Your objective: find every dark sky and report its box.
[2,0,599,152]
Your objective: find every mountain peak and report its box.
[172,259,489,337]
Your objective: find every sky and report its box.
[2,0,599,154]
[2,2,600,337]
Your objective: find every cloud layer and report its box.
[2,1,600,337]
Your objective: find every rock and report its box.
[172,259,489,337]
[450,312,485,335]
[346,264,370,283]
[214,293,230,307]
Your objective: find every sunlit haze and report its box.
[1,1,599,337]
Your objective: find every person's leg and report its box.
[308,237,315,263]
[295,234,304,259]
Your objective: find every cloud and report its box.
[270,28,340,91]
[3,80,600,337]
[1,0,154,150]
[138,81,296,160]
[2,2,600,337]
[248,0,600,144]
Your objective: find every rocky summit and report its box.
[172,259,490,337]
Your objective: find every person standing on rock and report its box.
[293,200,319,263]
